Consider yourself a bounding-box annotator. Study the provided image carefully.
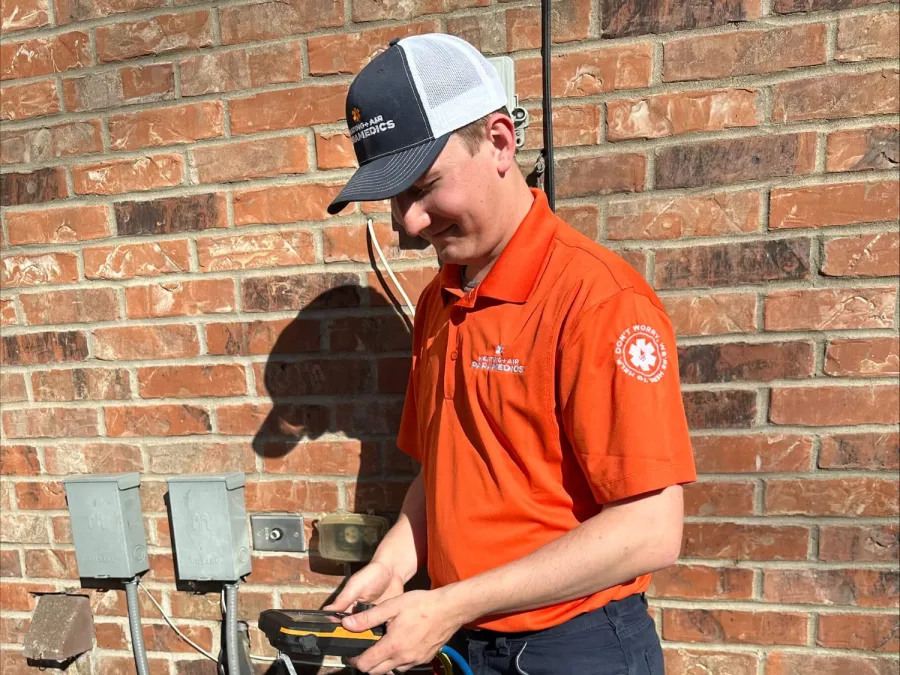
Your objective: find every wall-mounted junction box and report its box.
[63,473,148,579]
[167,473,251,582]
[487,55,529,148]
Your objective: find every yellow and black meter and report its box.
[258,609,382,659]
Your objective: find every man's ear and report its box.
[486,113,517,174]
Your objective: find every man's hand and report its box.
[342,589,463,674]
[324,560,406,612]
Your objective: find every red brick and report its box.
[822,232,899,278]
[656,133,815,189]
[20,288,119,325]
[2,0,50,31]
[516,44,653,100]
[336,400,403,437]
[774,0,889,12]
[206,318,321,356]
[682,523,810,560]
[0,79,60,121]
[368,267,437,307]
[664,25,826,82]
[105,405,211,437]
[819,432,899,470]
[329,315,411,353]
[169,592,219,620]
[447,11,507,55]
[774,70,899,122]
[253,359,372,396]
[0,372,27,402]
[115,193,226,236]
[6,205,109,246]
[691,434,813,474]
[0,444,40,474]
[1,167,68,206]
[837,11,899,62]
[72,155,184,195]
[138,365,246,398]
[277,592,333,611]
[765,288,896,331]
[827,126,899,173]
[766,477,898,517]
[679,341,813,384]
[121,63,174,100]
[245,479,339,512]
[1,299,18,327]
[770,181,899,229]
[556,204,599,240]
[94,655,170,675]
[555,153,645,198]
[523,105,602,150]
[263,440,376,476]
[825,338,899,378]
[54,0,163,24]
[247,554,343,586]
[663,608,807,645]
[315,131,356,170]
[92,325,199,361]
[772,385,899,426]
[3,407,99,438]
[0,550,22,577]
[43,443,143,474]
[96,11,213,63]
[193,135,308,183]
[94,622,128,650]
[197,230,316,272]
[0,582,55,610]
[234,183,342,225]
[125,278,235,319]
[818,614,899,651]
[230,84,347,135]
[33,368,130,403]
[601,0,759,38]
[684,481,755,516]
[608,191,759,240]
[220,0,343,45]
[664,650,759,675]
[84,240,191,279]
[0,617,29,644]
[308,21,439,75]
[1,331,88,365]
[142,622,213,653]
[0,31,90,80]
[62,68,174,112]
[23,548,77,577]
[323,220,427,263]
[662,293,757,336]
[352,0,438,22]
[650,564,754,600]
[52,515,72,543]
[216,401,328,436]
[819,524,898,563]
[180,42,302,96]
[1,119,103,165]
[764,569,898,608]
[506,1,589,49]
[348,481,411,512]
[109,101,225,151]
[145,442,255,474]
[608,89,758,141]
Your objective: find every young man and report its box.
[323,34,696,675]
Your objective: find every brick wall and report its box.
[1,0,898,673]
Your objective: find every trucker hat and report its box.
[326,33,508,215]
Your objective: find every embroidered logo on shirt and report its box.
[615,325,668,383]
[472,345,524,374]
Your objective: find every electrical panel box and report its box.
[167,473,251,582]
[63,473,149,579]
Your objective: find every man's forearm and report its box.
[442,485,684,625]
[372,471,427,583]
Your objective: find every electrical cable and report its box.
[138,581,218,661]
[367,217,416,321]
[540,0,555,211]
[440,645,474,675]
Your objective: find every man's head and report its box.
[327,34,532,267]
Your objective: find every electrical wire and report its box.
[367,217,416,320]
[540,0,555,211]
[138,581,218,661]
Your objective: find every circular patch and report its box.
[614,324,668,383]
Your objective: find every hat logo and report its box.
[351,107,361,123]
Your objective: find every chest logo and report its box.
[471,344,524,374]
[615,325,668,383]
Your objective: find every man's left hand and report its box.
[341,588,464,674]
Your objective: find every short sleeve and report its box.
[557,288,696,505]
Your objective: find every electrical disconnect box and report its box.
[167,473,252,582]
[63,473,149,579]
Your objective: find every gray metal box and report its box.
[63,473,149,579]
[167,473,251,581]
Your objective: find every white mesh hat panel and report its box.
[401,34,508,138]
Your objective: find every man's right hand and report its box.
[324,560,406,613]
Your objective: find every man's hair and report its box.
[453,106,511,155]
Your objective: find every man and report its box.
[323,33,696,675]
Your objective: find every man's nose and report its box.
[392,198,430,238]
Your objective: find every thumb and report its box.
[342,600,395,633]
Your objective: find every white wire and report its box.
[367,218,416,320]
[137,581,218,661]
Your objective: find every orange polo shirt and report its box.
[397,188,696,632]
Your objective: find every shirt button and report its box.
[450,350,459,360]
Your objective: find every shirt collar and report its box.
[440,188,556,305]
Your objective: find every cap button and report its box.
[389,38,400,47]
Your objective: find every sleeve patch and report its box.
[615,324,669,384]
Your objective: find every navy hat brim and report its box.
[327,133,450,215]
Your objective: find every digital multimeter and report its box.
[258,609,383,658]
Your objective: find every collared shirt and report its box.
[397,188,696,632]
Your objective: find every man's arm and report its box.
[372,469,427,583]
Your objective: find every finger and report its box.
[326,574,370,612]
[342,599,397,632]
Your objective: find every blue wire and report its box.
[439,646,474,675]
